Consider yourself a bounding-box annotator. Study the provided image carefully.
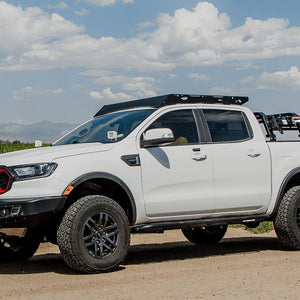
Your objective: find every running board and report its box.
[131,215,270,233]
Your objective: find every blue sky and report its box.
[1,0,300,125]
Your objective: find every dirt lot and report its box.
[0,227,299,300]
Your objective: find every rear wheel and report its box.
[182,225,228,245]
[57,195,130,273]
[274,186,300,249]
[0,228,41,262]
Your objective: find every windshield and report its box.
[53,109,154,145]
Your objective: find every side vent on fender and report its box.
[121,155,141,167]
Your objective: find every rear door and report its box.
[201,108,271,214]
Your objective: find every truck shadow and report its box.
[0,236,284,275]
[125,236,283,265]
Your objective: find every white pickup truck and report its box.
[0,94,299,273]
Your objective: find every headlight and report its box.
[9,163,57,181]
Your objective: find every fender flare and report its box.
[65,172,137,223]
[272,166,300,217]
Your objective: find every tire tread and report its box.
[274,186,300,250]
[57,195,130,273]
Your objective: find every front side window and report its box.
[54,109,155,145]
[147,109,199,145]
[203,109,250,143]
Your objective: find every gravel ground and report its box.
[0,228,299,300]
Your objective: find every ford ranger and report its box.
[0,94,299,273]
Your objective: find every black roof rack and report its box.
[94,94,249,117]
[254,112,300,141]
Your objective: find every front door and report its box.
[139,108,215,219]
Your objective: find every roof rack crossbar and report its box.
[94,94,249,117]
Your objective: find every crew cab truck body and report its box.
[0,94,299,273]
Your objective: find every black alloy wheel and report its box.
[83,212,119,259]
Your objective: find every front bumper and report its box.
[0,196,67,228]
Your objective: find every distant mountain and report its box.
[0,121,78,143]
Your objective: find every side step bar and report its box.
[131,215,270,233]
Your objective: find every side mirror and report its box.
[141,128,175,148]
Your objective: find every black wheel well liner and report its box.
[63,172,137,225]
[272,167,300,218]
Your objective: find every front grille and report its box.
[0,169,12,194]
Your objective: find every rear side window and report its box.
[203,109,251,143]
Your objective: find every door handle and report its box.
[248,153,261,158]
[193,155,207,161]
[192,148,207,161]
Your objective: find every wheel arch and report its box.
[272,167,300,218]
[62,172,137,225]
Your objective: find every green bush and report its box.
[245,221,274,234]
[0,142,50,154]
[0,143,34,154]
[230,221,274,234]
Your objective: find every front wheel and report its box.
[0,228,41,262]
[57,195,130,273]
[182,225,228,245]
[274,186,300,249]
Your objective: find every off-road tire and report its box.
[182,225,228,245]
[0,228,41,262]
[274,186,300,249]
[57,195,130,273]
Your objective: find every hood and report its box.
[0,143,114,167]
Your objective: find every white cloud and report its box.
[210,86,234,95]
[80,70,112,77]
[138,22,155,30]
[0,2,83,60]
[89,88,132,101]
[86,0,134,7]
[12,86,64,100]
[75,8,89,16]
[188,73,210,81]
[257,66,300,89]
[239,66,300,90]
[89,75,158,101]
[94,75,158,97]
[208,66,300,94]
[87,0,116,6]
[47,2,69,9]
[240,75,256,85]
[2,2,300,72]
